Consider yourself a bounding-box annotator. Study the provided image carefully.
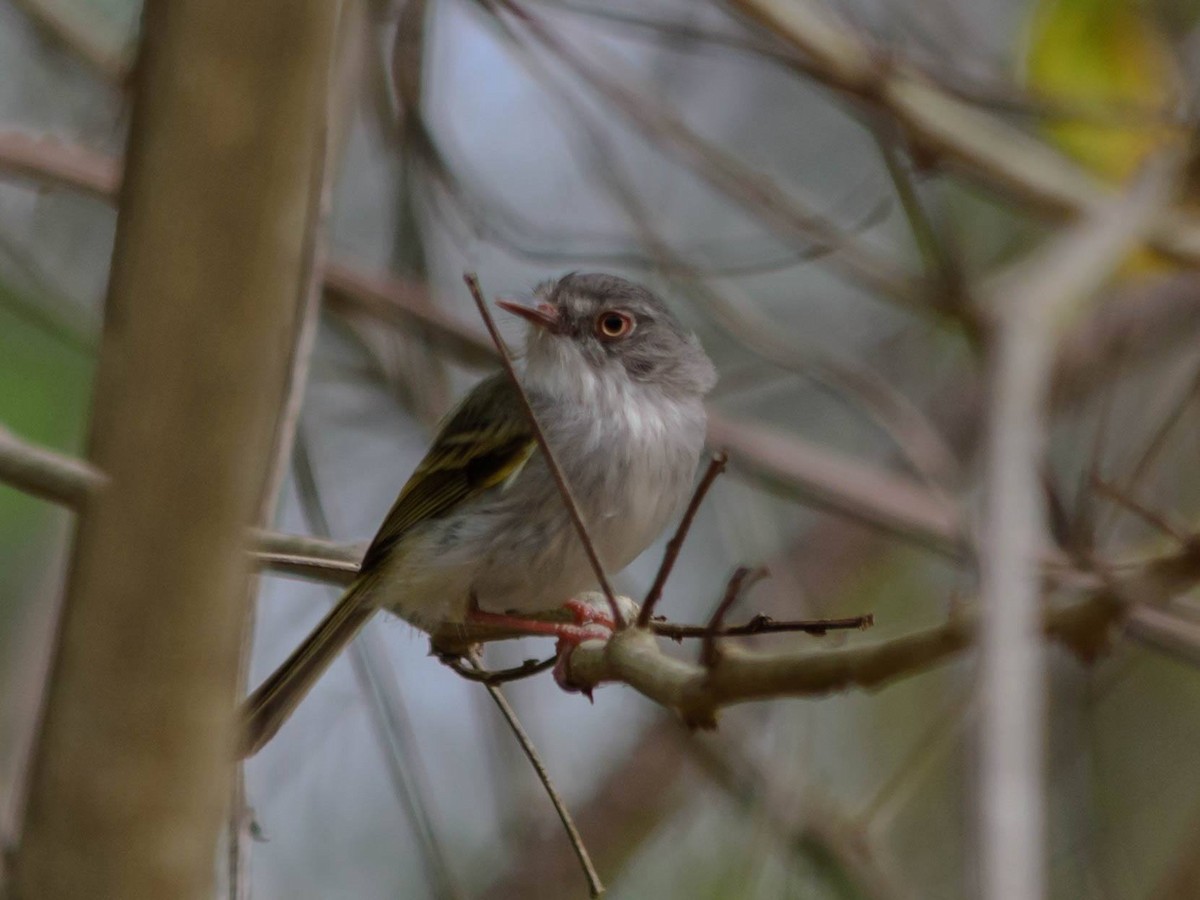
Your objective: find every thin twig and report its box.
[1090,477,1189,544]
[700,566,764,668]
[651,613,873,641]
[439,654,557,685]
[638,452,728,626]
[1099,357,1200,542]
[464,271,624,626]
[471,654,605,898]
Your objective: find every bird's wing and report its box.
[359,372,536,573]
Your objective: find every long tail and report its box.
[239,581,375,757]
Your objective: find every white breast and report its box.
[383,364,707,625]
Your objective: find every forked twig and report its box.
[638,452,728,626]
[700,566,768,667]
[464,272,625,627]
[471,653,605,897]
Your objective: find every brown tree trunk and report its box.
[11,2,337,898]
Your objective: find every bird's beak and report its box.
[496,299,561,333]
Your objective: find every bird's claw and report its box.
[552,598,617,696]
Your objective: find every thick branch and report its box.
[12,3,337,897]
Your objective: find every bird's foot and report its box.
[552,597,619,700]
[464,594,626,699]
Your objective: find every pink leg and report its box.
[464,606,610,643]
[466,599,615,699]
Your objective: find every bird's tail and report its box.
[239,580,375,757]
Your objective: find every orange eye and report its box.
[596,310,634,340]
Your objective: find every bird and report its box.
[240,272,716,755]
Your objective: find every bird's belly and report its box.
[484,446,692,614]
[377,396,704,627]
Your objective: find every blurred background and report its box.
[3,0,1200,897]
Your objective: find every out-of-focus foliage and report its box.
[1024,0,1183,180]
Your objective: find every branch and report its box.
[0,421,876,642]
[638,453,728,625]
[472,655,605,898]
[11,3,338,895]
[1124,605,1200,669]
[564,590,1124,729]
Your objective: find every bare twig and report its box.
[1090,477,1189,544]
[439,655,557,685]
[472,654,605,897]
[463,271,624,626]
[699,566,765,668]
[478,717,684,900]
[0,426,885,635]
[651,613,873,641]
[1100,357,1200,539]
[638,452,728,626]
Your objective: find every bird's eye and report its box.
[596,310,635,340]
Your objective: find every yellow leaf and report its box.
[1023,0,1186,274]
[1024,0,1183,181]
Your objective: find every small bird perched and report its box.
[241,273,716,755]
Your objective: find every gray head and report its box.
[497,272,716,402]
